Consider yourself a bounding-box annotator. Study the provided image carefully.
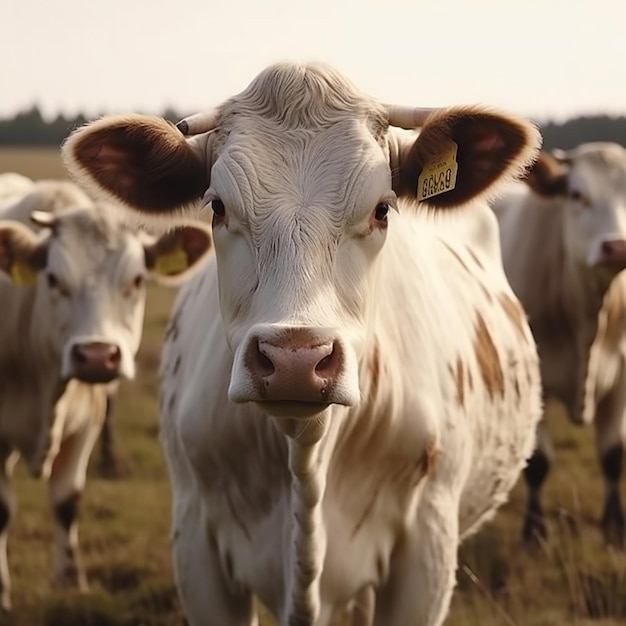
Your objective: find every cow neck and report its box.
[274,414,334,625]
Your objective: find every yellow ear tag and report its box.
[417,140,459,202]
[154,248,189,276]
[10,261,38,287]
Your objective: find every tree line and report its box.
[1,105,626,151]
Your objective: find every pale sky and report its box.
[2,0,625,123]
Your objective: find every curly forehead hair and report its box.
[217,62,389,141]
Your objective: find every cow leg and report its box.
[171,500,257,626]
[373,486,459,626]
[522,421,552,546]
[97,391,119,478]
[0,447,17,612]
[594,391,626,548]
[48,422,101,590]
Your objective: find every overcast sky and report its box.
[2,0,624,123]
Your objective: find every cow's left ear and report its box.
[391,106,541,209]
[0,221,48,287]
[144,222,212,286]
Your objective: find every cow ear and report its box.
[144,222,212,286]
[62,114,210,221]
[391,106,541,209]
[522,151,568,197]
[0,221,48,287]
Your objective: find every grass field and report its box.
[0,147,625,625]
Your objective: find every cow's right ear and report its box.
[61,114,210,221]
[0,221,48,287]
[144,222,213,286]
[522,151,568,197]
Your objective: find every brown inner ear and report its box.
[523,152,568,197]
[0,229,48,274]
[71,122,209,213]
[396,113,533,207]
[144,226,211,270]
[434,117,529,208]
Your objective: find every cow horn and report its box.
[30,210,56,229]
[383,104,439,129]
[176,110,220,136]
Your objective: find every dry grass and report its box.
[0,148,625,624]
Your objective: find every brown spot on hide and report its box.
[466,247,484,270]
[454,356,465,408]
[499,293,527,339]
[369,341,381,396]
[441,241,470,272]
[474,312,505,400]
[421,440,439,477]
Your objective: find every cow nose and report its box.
[245,329,344,403]
[70,342,121,383]
[600,239,626,266]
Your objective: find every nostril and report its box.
[255,342,276,377]
[315,353,334,375]
[72,345,87,365]
[314,343,340,377]
[107,346,122,368]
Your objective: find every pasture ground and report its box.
[0,147,625,625]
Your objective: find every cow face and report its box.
[0,207,211,383]
[525,144,626,283]
[60,63,539,418]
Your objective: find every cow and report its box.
[0,178,212,610]
[62,62,543,626]
[491,142,626,548]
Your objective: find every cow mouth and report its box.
[257,400,332,418]
[70,371,120,384]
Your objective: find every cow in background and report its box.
[0,177,212,609]
[62,62,542,626]
[492,142,626,547]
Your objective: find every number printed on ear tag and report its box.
[417,140,459,202]
[10,262,38,287]
[154,249,189,275]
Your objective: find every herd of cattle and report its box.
[0,62,625,625]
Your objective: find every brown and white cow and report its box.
[0,177,212,610]
[492,142,626,547]
[62,63,542,626]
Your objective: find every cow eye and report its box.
[569,189,587,205]
[211,199,226,216]
[374,203,389,222]
[46,272,70,296]
[133,275,144,289]
[46,272,58,289]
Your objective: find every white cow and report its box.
[492,142,626,547]
[62,62,543,626]
[0,177,212,610]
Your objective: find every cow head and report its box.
[524,143,626,284]
[0,186,211,383]
[61,62,539,418]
